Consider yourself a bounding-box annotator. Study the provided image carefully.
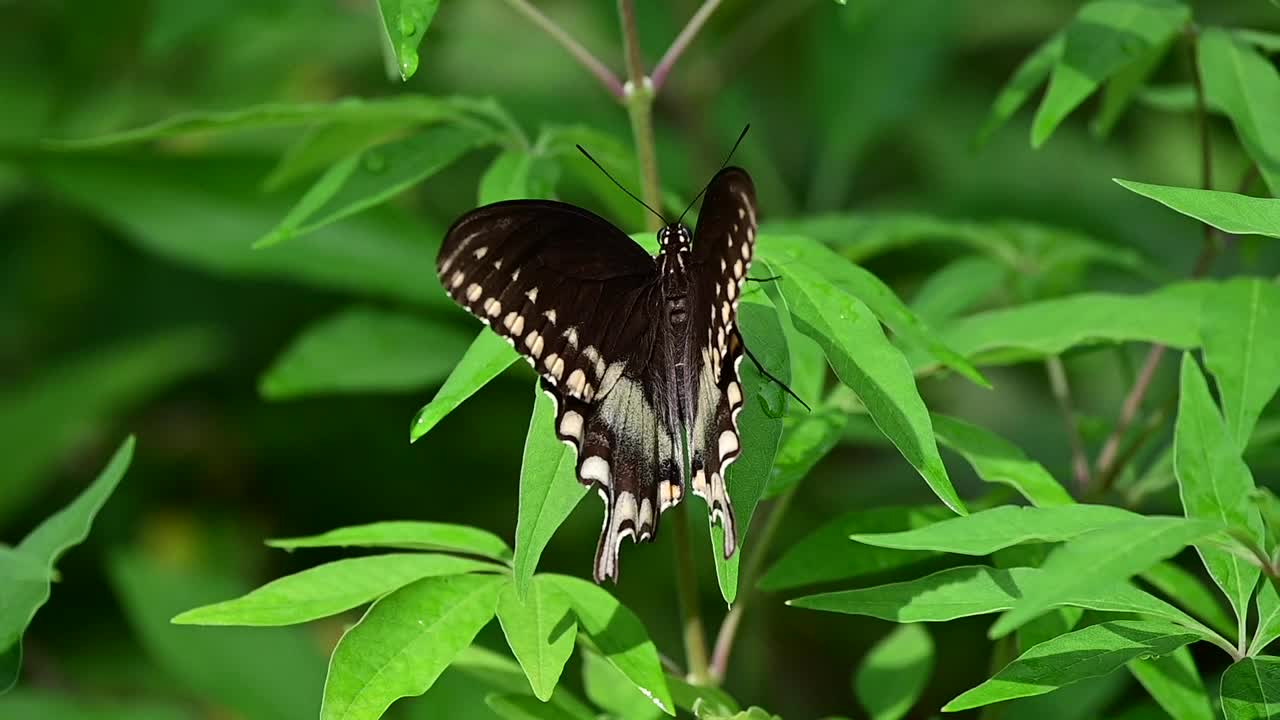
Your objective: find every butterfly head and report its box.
[657,224,692,254]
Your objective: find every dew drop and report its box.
[399,14,416,38]
[399,49,419,78]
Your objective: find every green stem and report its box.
[501,0,625,100]
[1045,356,1090,492]
[618,0,664,230]
[671,504,712,684]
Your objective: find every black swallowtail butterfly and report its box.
[437,153,759,583]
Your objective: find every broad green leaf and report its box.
[1116,180,1280,239]
[1031,0,1190,147]
[759,505,951,591]
[265,120,414,191]
[914,283,1208,370]
[450,646,595,719]
[909,256,1006,324]
[1254,489,1280,554]
[1001,672,1132,720]
[582,650,662,720]
[1128,646,1214,720]
[411,331,519,441]
[172,553,498,627]
[260,308,474,399]
[854,624,933,720]
[538,125,652,230]
[761,237,988,387]
[35,154,452,307]
[1173,354,1264,626]
[479,149,560,205]
[486,693,591,720]
[1092,36,1175,137]
[109,550,325,720]
[258,123,495,247]
[790,565,1203,630]
[989,516,1225,638]
[932,414,1073,507]
[496,577,576,702]
[712,299,790,602]
[0,329,217,524]
[1220,657,1280,719]
[1140,561,1238,639]
[770,259,965,514]
[667,674,740,716]
[377,0,440,80]
[1251,579,1280,655]
[322,574,504,720]
[267,521,513,563]
[0,690,188,720]
[512,387,587,596]
[850,504,1137,555]
[976,31,1065,145]
[545,575,674,716]
[1201,279,1280,448]
[764,404,848,498]
[944,620,1199,711]
[1198,29,1280,195]
[0,437,133,685]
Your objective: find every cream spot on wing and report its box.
[559,410,583,442]
[737,207,746,219]
[692,469,708,496]
[721,302,731,323]
[550,355,565,380]
[511,315,525,335]
[727,280,737,300]
[717,327,725,349]
[544,353,559,372]
[582,383,594,402]
[450,271,465,289]
[741,242,751,260]
[531,334,544,357]
[727,381,742,407]
[472,246,488,259]
[543,309,557,324]
[525,287,539,303]
[564,326,579,348]
[511,268,521,283]
[567,368,587,397]
[733,260,743,278]
[524,331,541,353]
[718,430,740,459]
[483,298,502,317]
[466,283,483,302]
[582,456,610,487]
[503,312,518,331]
[720,258,727,272]
[492,258,503,270]
[638,498,654,537]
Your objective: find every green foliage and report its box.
[853,624,933,720]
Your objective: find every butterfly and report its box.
[436,147,760,583]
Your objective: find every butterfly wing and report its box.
[686,167,757,558]
[437,200,679,582]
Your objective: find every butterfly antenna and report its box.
[575,144,670,226]
[742,343,812,413]
[677,123,751,226]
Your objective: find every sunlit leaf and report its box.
[944,620,1199,711]
[377,0,440,80]
[854,624,933,720]
[976,31,1064,145]
[411,331,519,442]
[582,650,662,720]
[1092,36,1175,137]
[1200,279,1280,449]
[1116,180,1280,239]
[260,307,474,399]
[1198,29,1280,195]
[1140,561,1238,639]
[1220,657,1280,719]
[479,149,560,205]
[932,414,1073,507]
[496,577,576,702]
[850,504,1137,555]
[321,574,504,720]
[909,256,1006,324]
[173,554,499,627]
[268,521,513,564]
[1128,646,1214,720]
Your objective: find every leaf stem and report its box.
[709,484,798,682]
[671,505,712,684]
[618,0,664,230]
[1045,356,1091,491]
[501,0,625,101]
[651,0,723,92]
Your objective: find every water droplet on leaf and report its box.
[399,50,419,78]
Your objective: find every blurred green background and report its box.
[3,1,1279,718]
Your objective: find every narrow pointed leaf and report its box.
[496,577,577,702]
[850,504,1137,555]
[1201,279,1280,449]
[1173,354,1264,625]
[582,650,663,720]
[1250,578,1280,655]
[932,414,1072,507]
[1198,29,1280,195]
[1220,657,1280,719]
[173,554,498,626]
[1128,646,1214,720]
[486,693,593,720]
[411,331,519,442]
[854,624,934,720]
[944,620,1199,711]
[976,32,1064,145]
[377,0,440,80]
[910,256,1006,324]
[1116,180,1280,239]
[321,574,504,720]
[1140,561,1238,639]
[1092,36,1175,137]
[267,521,512,563]
[479,150,560,205]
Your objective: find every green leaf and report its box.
[667,674,740,716]
[762,237,988,387]
[1128,646,1214,720]
[260,308,474,399]
[411,331,519,442]
[486,693,592,720]
[767,259,965,515]
[1115,180,1280,239]
[1198,28,1280,195]
[512,386,588,596]
[0,689,189,720]
[989,516,1225,638]
[759,505,951,591]
[258,123,496,247]
[1251,574,1280,655]
[1173,354,1264,626]
[696,707,782,720]
[932,414,1073,507]
[1092,35,1175,137]
[915,283,1208,369]
[1254,489,1280,555]
[764,405,847,498]
[944,620,1200,711]
[1031,0,1190,147]
[172,553,498,627]
[0,437,133,684]
[109,550,325,720]
[1140,561,1238,639]
[322,574,504,720]
[854,624,933,720]
[1220,657,1280,719]
[790,565,1203,630]
[545,575,674,716]
[1235,28,1280,55]
[377,0,440,80]
[712,299,790,602]
[850,504,1138,555]
[582,650,663,720]
[479,149,560,205]
[1201,279,1280,449]
[496,577,576,702]
[35,154,452,307]
[976,31,1064,145]
[267,521,513,563]
[451,646,595,719]
[909,256,1006,325]
[0,329,217,524]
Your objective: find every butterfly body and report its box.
[437,168,757,582]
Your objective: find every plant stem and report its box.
[671,505,712,684]
[1045,356,1091,491]
[501,0,625,100]
[652,0,723,92]
[618,0,664,229]
[1094,346,1167,491]
[709,484,798,682]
